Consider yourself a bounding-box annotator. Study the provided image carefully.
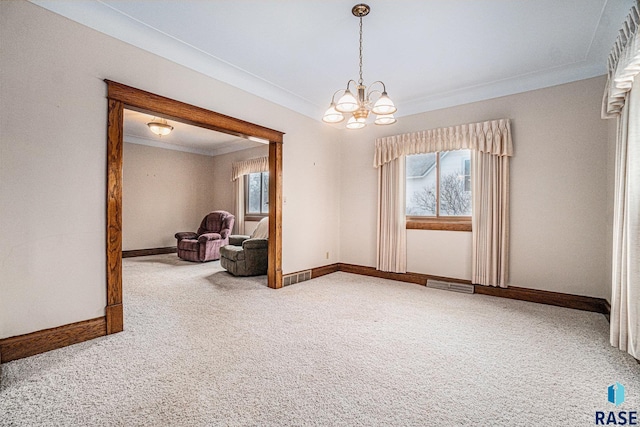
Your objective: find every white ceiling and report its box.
[123,110,264,156]
[34,0,634,122]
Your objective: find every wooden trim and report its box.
[311,263,340,279]
[268,140,283,289]
[406,219,472,231]
[473,284,608,313]
[106,80,283,143]
[335,263,608,314]
[339,263,427,285]
[106,98,123,333]
[105,80,285,328]
[122,246,177,258]
[106,304,123,335]
[0,317,106,363]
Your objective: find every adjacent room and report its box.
[1,1,639,425]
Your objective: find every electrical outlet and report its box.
[325,252,329,259]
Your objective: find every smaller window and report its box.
[406,150,472,231]
[245,172,269,217]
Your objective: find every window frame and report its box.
[245,171,269,221]
[405,151,472,232]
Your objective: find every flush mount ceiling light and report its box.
[147,117,174,136]
[322,3,397,129]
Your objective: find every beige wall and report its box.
[0,2,341,338]
[123,143,217,250]
[341,76,611,299]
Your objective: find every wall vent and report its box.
[426,279,474,294]
[283,270,312,287]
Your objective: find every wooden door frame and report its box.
[105,80,284,334]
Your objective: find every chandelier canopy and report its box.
[322,4,397,129]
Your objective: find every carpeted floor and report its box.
[1,254,639,426]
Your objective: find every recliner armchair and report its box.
[220,217,268,276]
[175,211,235,262]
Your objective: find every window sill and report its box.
[245,215,268,222]
[406,218,472,232]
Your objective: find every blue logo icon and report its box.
[608,382,626,407]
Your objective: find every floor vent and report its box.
[426,279,474,294]
[283,270,312,287]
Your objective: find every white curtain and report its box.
[377,156,407,273]
[472,151,510,287]
[602,2,640,360]
[234,179,245,235]
[231,156,268,235]
[374,119,513,281]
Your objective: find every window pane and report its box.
[261,172,269,213]
[439,150,471,216]
[406,153,437,216]
[247,173,261,214]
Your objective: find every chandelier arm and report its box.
[345,79,358,91]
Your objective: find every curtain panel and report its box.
[603,2,640,360]
[376,157,407,273]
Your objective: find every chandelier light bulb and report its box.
[346,116,366,129]
[372,92,397,115]
[374,114,397,125]
[335,90,359,113]
[322,104,345,123]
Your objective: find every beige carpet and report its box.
[1,254,639,426]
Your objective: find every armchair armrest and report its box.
[229,235,251,246]
[175,232,197,241]
[198,233,222,243]
[242,238,268,250]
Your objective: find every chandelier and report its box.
[322,3,397,129]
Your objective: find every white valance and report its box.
[602,3,640,119]
[231,156,268,181]
[373,119,513,168]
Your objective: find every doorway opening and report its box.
[105,80,284,334]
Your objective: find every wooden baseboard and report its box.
[0,317,107,363]
[311,263,340,279]
[314,263,609,315]
[122,246,176,258]
[473,284,608,314]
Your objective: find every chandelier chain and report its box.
[358,16,363,85]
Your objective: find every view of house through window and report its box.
[406,150,472,217]
[246,172,269,216]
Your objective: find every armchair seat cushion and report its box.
[178,239,199,252]
[220,245,245,262]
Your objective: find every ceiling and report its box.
[123,110,265,156]
[34,0,634,123]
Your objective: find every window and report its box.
[245,172,269,217]
[406,150,472,229]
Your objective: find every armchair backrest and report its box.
[197,211,235,239]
